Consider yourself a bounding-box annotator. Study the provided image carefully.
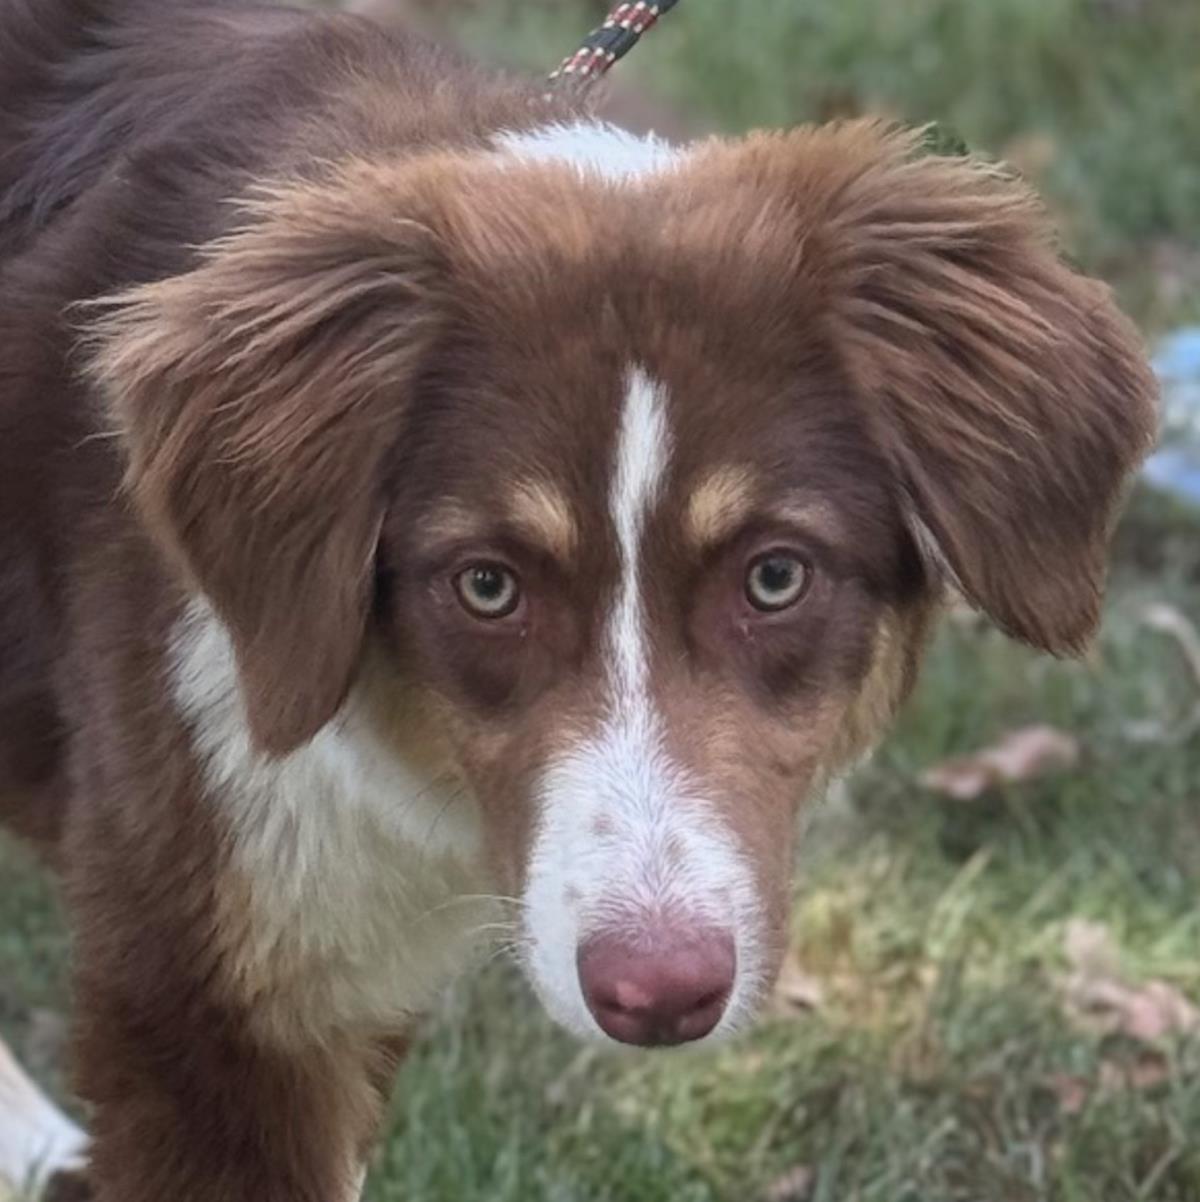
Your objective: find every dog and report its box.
[0,1,1158,1199]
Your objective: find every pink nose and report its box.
[576,928,736,1046]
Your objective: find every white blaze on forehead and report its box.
[610,367,671,699]
[522,368,766,1044]
[495,120,679,183]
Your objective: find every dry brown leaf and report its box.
[1046,1072,1091,1115]
[1060,920,1199,1041]
[771,950,825,1015]
[1063,918,1121,978]
[763,1165,816,1202]
[1063,973,1200,1040]
[1098,1051,1172,1093]
[1047,1051,1172,1116]
[919,725,1080,800]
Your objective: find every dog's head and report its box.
[90,122,1157,1047]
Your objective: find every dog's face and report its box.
[91,122,1157,1046]
[373,308,930,1043]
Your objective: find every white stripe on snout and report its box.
[522,368,766,1044]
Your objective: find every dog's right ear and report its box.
[87,166,448,755]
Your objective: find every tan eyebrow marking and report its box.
[507,479,577,560]
[686,466,756,548]
[417,483,577,560]
[418,502,484,546]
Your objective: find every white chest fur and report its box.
[170,601,496,1045]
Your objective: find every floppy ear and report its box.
[795,124,1158,652]
[87,170,447,754]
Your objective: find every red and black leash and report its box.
[545,1,971,155]
[548,1,683,92]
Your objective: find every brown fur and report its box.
[0,1,1157,1199]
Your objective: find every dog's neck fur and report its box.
[170,598,496,1046]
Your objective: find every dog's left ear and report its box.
[87,170,447,754]
[718,122,1158,652]
[818,124,1158,652]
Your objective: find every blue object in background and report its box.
[1142,327,1200,506]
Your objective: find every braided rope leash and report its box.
[548,1,683,92]
[544,2,974,159]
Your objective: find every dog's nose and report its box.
[576,928,736,1046]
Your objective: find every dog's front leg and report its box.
[73,986,392,1202]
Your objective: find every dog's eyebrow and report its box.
[507,479,577,560]
[416,482,577,562]
[687,472,848,552]
[686,466,756,549]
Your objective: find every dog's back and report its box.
[1,0,545,258]
[2,1,286,259]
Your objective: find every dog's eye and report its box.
[454,563,521,619]
[745,552,810,612]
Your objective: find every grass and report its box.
[4,1,1199,1198]
[3,561,1198,1201]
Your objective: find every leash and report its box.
[548,1,683,92]
[544,1,973,158]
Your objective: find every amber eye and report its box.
[454,563,521,619]
[745,552,810,612]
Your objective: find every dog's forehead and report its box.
[389,155,895,535]
[394,321,895,582]
[414,335,803,472]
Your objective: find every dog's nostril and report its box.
[576,927,736,1047]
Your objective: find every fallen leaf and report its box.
[1098,1051,1172,1093]
[1063,918,1121,979]
[1118,980,1198,1041]
[763,1165,816,1202]
[771,950,825,1014]
[919,725,1080,800]
[1063,973,1199,1040]
[1046,1072,1090,1115]
[1046,1051,1172,1116]
[1060,920,1199,1041]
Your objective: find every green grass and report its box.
[452,0,1200,332]
[4,567,1198,1201]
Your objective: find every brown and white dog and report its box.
[0,1,1158,1198]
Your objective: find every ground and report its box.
[2,1,1198,1199]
